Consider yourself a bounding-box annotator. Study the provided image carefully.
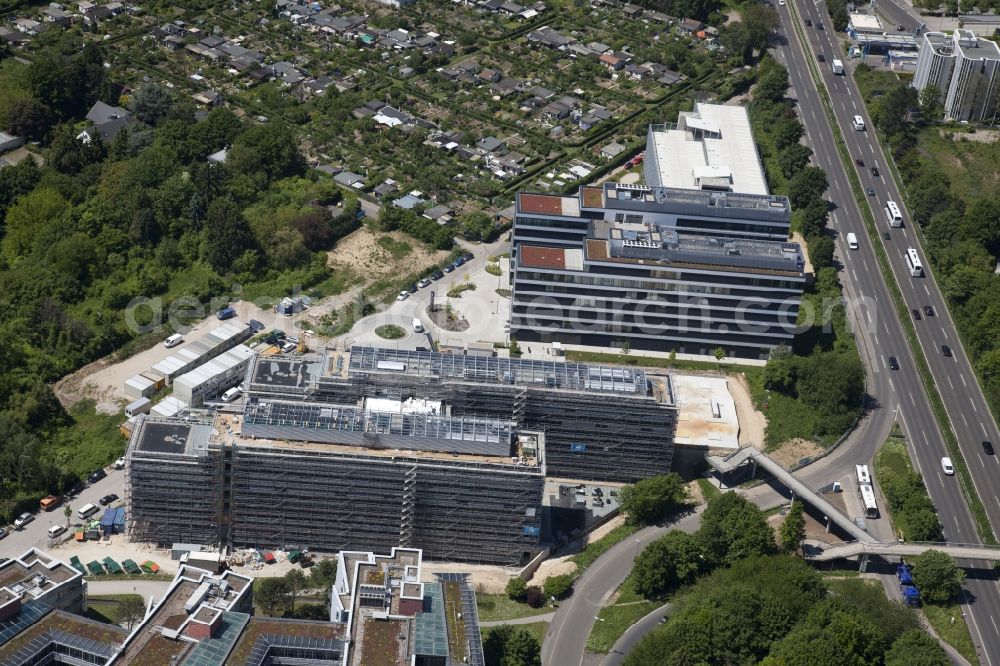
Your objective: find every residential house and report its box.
[42,7,74,25]
[77,101,134,144]
[13,17,41,33]
[373,105,413,128]
[207,148,228,164]
[599,52,625,71]
[334,171,365,188]
[423,205,453,225]
[542,101,571,120]
[394,192,427,209]
[82,6,112,23]
[0,132,25,154]
[491,77,522,97]
[478,136,506,154]
[478,68,502,83]
[568,43,594,58]
[498,151,527,174]
[192,90,221,106]
[527,85,555,100]
[199,35,225,48]
[646,10,673,23]
[622,3,643,18]
[480,0,502,10]
[374,179,399,199]
[678,18,704,33]
[499,1,524,14]
[600,141,626,159]
[586,41,611,55]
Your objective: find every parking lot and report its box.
[339,241,512,352]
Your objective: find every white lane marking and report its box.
[852,100,857,111]
[924,284,930,295]
[943,328,949,340]
[983,422,989,438]
[948,375,954,389]
[881,357,887,370]
[992,614,1000,639]
[909,391,916,406]
[962,374,967,387]
[973,402,979,414]
[962,413,969,427]
[866,310,872,324]
[851,267,859,281]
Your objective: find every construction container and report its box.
[124,374,156,399]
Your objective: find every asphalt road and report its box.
[871,0,922,33]
[540,509,703,666]
[0,467,125,559]
[599,603,672,666]
[779,2,1000,661]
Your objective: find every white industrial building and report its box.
[172,344,255,405]
[643,103,770,196]
[150,321,251,383]
[913,30,1000,122]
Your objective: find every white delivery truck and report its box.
[831,59,844,74]
[847,233,859,250]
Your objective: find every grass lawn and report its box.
[569,524,640,573]
[85,594,144,625]
[476,593,554,622]
[375,324,405,340]
[481,620,548,649]
[696,478,722,503]
[923,600,977,664]
[873,431,915,538]
[377,235,412,260]
[587,601,662,653]
[49,400,125,479]
[443,582,468,663]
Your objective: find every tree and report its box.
[713,347,726,363]
[459,211,495,241]
[809,235,836,271]
[4,98,53,141]
[309,558,338,592]
[698,492,776,565]
[885,629,949,666]
[3,187,71,261]
[285,569,307,610]
[502,628,542,666]
[618,473,687,525]
[912,550,965,603]
[779,500,806,553]
[63,504,72,527]
[202,198,257,273]
[918,85,944,123]
[119,595,147,630]
[131,83,174,125]
[506,576,527,602]
[874,83,917,137]
[543,574,573,600]
[0,157,40,216]
[524,585,545,608]
[632,530,704,599]
[228,123,305,182]
[256,577,292,616]
[754,61,790,103]
[788,167,829,209]
[778,143,813,180]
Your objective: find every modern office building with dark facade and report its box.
[510,104,806,360]
[125,346,676,566]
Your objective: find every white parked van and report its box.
[164,334,183,348]
[412,318,425,333]
[77,503,99,520]
[221,387,242,402]
[847,233,859,250]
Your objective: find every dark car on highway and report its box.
[805,19,812,25]
[816,21,824,29]
[924,305,935,317]
[867,187,875,196]
[855,158,864,167]
[883,231,891,241]
[871,166,880,177]
[912,308,921,320]
[817,54,826,62]
[941,345,952,357]
[99,493,119,506]
[983,441,994,455]
[88,468,107,483]
[888,356,899,370]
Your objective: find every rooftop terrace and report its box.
[601,182,791,223]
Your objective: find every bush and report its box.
[912,550,965,603]
[543,574,574,600]
[524,585,545,608]
[506,576,527,602]
[618,473,687,525]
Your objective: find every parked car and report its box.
[912,309,921,320]
[418,278,432,288]
[443,264,455,273]
[88,468,106,483]
[941,345,952,357]
[249,319,266,333]
[67,482,85,497]
[453,256,466,267]
[431,270,445,280]
[941,457,954,475]
[396,291,409,301]
[855,158,864,167]
[924,305,935,317]
[217,306,236,320]
[867,187,875,196]
[983,441,994,455]
[406,283,418,293]
[14,513,34,529]
[286,335,300,344]
[99,493,119,506]
[114,457,125,469]
[871,166,880,177]
[462,253,473,262]
[888,356,899,370]
[47,525,66,539]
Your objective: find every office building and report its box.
[510,103,804,360]
[913,30,1000,121]
[125,346,676,566]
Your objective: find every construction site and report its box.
[124,346,677,566]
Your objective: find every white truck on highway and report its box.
[831,59,844,74]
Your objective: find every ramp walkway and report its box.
[706,446,876,544]
[802,539,1000,562]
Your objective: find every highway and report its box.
[778,0,1000,661]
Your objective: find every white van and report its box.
[412,318,425,333]
[48,524,66,538]
[941,457,955,475]
[852,115,865,131]
[221,387,242,402]
[77,503,99,520]
[847,232,859,250]
[164,334,183,348]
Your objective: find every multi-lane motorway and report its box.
[778,1,1000,661]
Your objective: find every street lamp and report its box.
[634,538,641,558]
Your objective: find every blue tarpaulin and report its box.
[113,507,126,534]
[100,508,116,534]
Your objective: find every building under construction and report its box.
[125,346,676,566]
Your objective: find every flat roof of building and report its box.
[671,374,739,450]
[348,347,655,397]
[954,29,1000,58]
[227,618,346,665]
[134,419,214,456]
[251,356,324,388]
[174,345,255,391]
[603,182,791,223]
[520,245,567,269]
[646,104,769,196]
[849,13,882,31]
[517,192,580,217]
[0,608,126,663]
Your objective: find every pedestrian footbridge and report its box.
[802,539,1000,563]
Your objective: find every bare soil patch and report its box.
[326,226,448,280]
[729,373,767,448]
[427,305,470,332]
[768,437,824,469]
[941,127,1000,144]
